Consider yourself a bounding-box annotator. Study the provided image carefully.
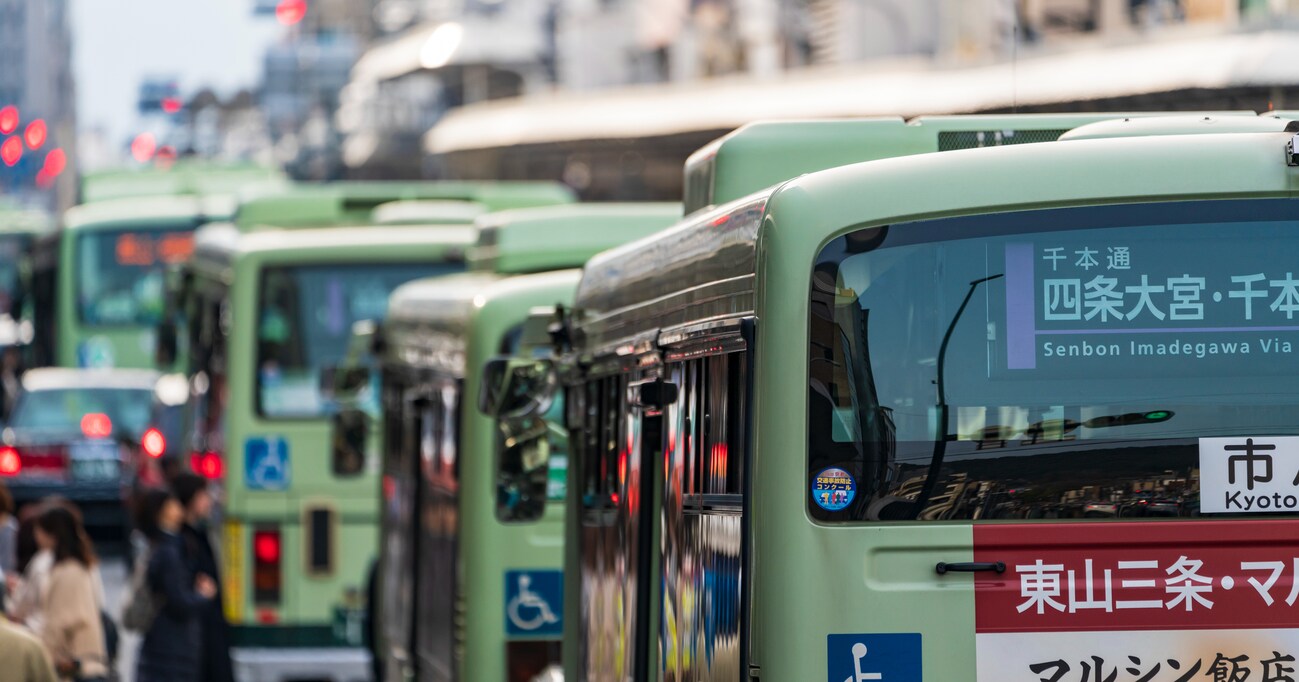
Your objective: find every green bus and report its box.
[371,203,681,682]
[176,218,478,681]
[233,181,576,230]
[31,194,235,369]
[0,204,51,391]
[81,163,287,204]
[541,113,1299,681]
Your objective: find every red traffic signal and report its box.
[24,119,45,150]
[0,106,18,135]
[43,148,66,177]
[275,0,306,25]
[1,137,22,167]
[130,133,156,163]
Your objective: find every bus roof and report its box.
[193,221,476,264]
[572,128,1297,358]
[81,163,286,203]
[371,200,489,225]
[234,181,575,229]
[682,113,1260,214]
[1058,114,1292,141]
[62,194,235,232]
[385,270,581,375]
[470,203,681,274]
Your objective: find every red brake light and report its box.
[190,451,223,479]
[141,428,165,459]
[80,413,113,439]
[252,528,283,605]
[0,447,19,476]
[254,531,281,564]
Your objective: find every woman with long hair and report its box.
[132,488,216,682]
[33,505,106,681]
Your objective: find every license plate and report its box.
[69,442,119,481]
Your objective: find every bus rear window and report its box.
[256,263,457,419]
[77,228,195,326]
[808,199,1299,523]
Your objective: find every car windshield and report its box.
[77,226,196,326]
[10,386,153,436]
[256,262,459,419]
[809,199,1299,522]
[0,234,29,318]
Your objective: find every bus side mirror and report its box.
[331,407,368,477]
[630,379,678,409]
[477,358,510,416]
[481,360,557,420]
[156,320,178,368]
[319,366,370,399]
[496,416,559,523]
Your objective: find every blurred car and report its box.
[0,368,160,538]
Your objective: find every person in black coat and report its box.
[173,474,235,682]
[134,488,216,682]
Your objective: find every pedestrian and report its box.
[0,481,18,576]
[0,615,59,682]
[8,501,104,638]
[8,514,51,634]
[132,488,216,682]
[172,473,233,682]
[33,505,107,681]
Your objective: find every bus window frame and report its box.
[252,260,458,422]
[73,223,200,329]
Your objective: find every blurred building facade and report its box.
[0,0,75,211]
[260,0,1299,181]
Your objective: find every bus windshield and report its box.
[77,228,195,326]
[256,263,456,419]
[808,199,1299,523]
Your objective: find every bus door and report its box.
[377,371,421,681]
[413,380,460,682]
[658,340,748,682]
[574,369,660,682]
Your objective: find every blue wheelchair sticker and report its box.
[827,633,922,682]
[504,569,562,637]
[244,437,290,491]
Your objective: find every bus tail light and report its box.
[253,527,282,605]
[191,451,223,479]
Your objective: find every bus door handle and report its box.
[935,561,1006,575]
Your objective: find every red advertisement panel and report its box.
[974,520,1299,634]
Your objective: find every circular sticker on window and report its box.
[811,467,856,511]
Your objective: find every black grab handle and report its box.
[935,561,1006,575]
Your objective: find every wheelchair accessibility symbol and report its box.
[505,570,562,637]
[826,633,922,682]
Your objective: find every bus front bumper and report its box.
[231,647,372,682]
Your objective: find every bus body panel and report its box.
[53,198,216,369]
[752,130,1299,680]
[459,272,579,682]
[560,128,1299,680]
[187,229,473,657]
